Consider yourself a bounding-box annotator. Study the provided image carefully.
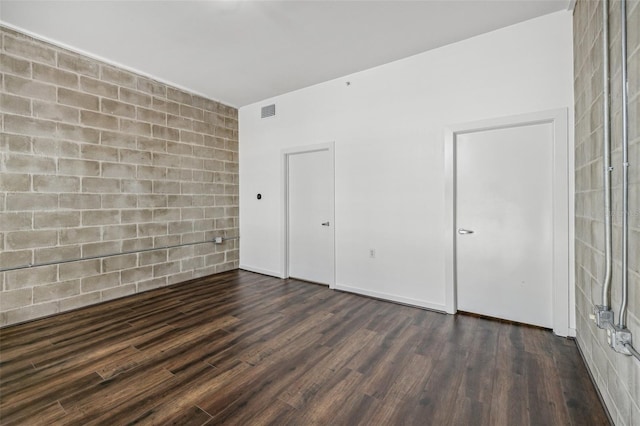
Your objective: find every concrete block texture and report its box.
[0,26,238,326]
[573,1,640,424]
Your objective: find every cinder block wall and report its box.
[573,0,639,424]
[0,27,239,326]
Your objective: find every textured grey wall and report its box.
[0,27,239,326]
[573,0,640,424]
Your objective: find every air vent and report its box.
[261,104,276,118]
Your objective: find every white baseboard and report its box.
[239,265,283,279]
[334,283,447,313]
[237,267,446,313]
[567,327,577,338]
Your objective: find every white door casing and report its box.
[444,109,569,336]
[281,142,336,287]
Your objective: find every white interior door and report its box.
[456,123,554,328]
[288,149,334,285]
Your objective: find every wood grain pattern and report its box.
[0,270,610,425]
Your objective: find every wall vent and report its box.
[261,104,276,118]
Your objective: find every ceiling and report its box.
[0,1,571,107]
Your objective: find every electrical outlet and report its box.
[369,249,376,258]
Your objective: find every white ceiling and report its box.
[0,1,570,107]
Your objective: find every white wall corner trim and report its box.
[444,108,571,337]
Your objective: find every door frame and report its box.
[281,142,336,288]
[444,109,569,336]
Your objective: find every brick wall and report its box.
[0,26,239,326]
[573,0,639,424]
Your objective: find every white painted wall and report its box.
[239,11,575,323]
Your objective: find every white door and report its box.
[287,149,334,285]
[456,123,553,328]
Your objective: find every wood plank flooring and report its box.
[0,270,609,425]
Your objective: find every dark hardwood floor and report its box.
[0,270,609,425]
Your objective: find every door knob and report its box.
[457,228,474,234]
[321,222,330,226]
